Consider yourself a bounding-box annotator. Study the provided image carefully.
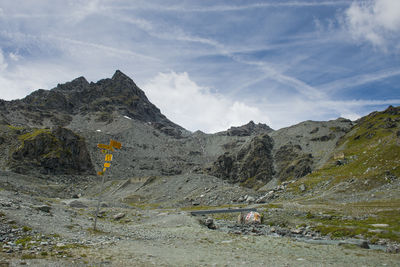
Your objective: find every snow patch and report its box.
[123,115,132,120]
[96,129,101,132]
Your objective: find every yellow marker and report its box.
[104,162,111,168]
[105,154,113,161]
[97,143,114,151]
[103,168,106,172]
[110,140,122,149]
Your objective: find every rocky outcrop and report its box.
[209,134,275,188]
[9,127,95,175]
[274,143,313,181]
[223,121,273,136]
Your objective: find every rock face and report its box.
[209,134,275,188]
[274,143,313,181]
[9,127,95,175]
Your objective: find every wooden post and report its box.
[93,173,106,231]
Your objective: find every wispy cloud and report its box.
[109,1,351,12]
[48,35,160,62]
[320,68,400,93]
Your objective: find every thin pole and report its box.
[93,173,106,231]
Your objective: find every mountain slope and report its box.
[287,105,400,200]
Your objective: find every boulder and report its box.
[204,217,216,229]
[299,184,306,192]
[359,241,370,249]
[386,244,400,254]
[33,205,51,213]
[113,212,126,220]
[68,200,88,208]
[246,196,255,203]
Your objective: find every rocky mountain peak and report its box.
[112,70,132,82]
[2,71,186,137]
[56,76,89,91]
[225,120,273,136]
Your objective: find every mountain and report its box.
[0,71,397,193]
[1,70,185,138]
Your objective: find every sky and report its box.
[0,0,399,133]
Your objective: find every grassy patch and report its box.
[21,254,38,260]
[15,236,33,247]
[22,226,32,232]
[306,202,400,242]
[259,203,283,209]
[289,110,400,195]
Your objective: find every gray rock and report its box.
[204,217,216,230]
[34,205,51,213]
[299,184,306,192]
[246,196,255,203]
[359,241,369,249]
[290,228,303,234]
[68,200,88,208]
[386,244,400,253]
[113,213,125,220]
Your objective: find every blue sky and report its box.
[0,0,399,132]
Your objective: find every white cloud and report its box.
[340,112,361,121]
[0,62,77,101]
[0,49,8,71]
[8,52,21,61]
[143,72,271,133]
[343,0,400,51]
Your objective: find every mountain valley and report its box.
[0,71,399,266]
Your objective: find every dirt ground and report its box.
[1,187,400,267]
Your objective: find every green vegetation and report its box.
[21,254,38,260]
[7,125,24,131]
[289,109,400,193]
[22,226,32,232]
[301,200,400,242]
[40,251,48,256]
[15,236,33,247]
[239,176,265,190]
